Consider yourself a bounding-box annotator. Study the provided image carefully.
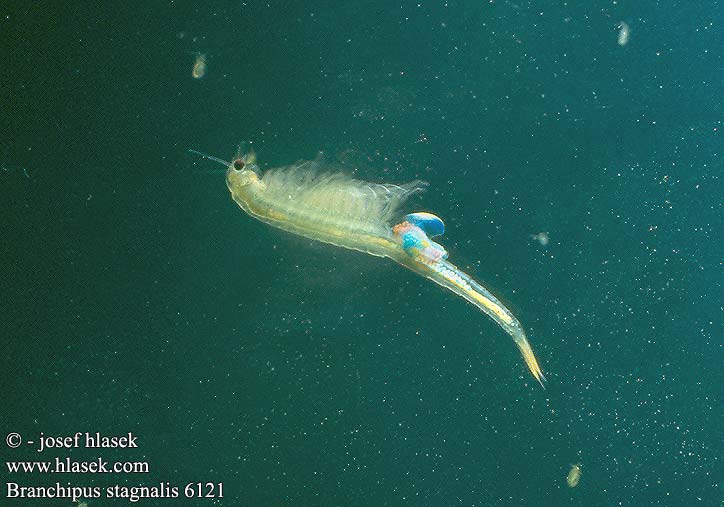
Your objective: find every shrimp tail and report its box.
[427,258,546,387]
[392,214,546,387]
[510,328,546,388]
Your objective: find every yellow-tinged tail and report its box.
[513,337,546,388]
[397,255,547,388]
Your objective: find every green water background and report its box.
[2,1,722,505]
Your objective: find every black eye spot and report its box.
[233,159,245,170]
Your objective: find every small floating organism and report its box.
[191,53,207,79]
[567,463,581,487]
[531,231,549,246]
[617,22,630,46]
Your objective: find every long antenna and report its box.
[188,149,230,167]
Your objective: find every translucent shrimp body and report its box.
[226,153,424,257]
[221,151,545,386]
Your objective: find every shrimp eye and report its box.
[233,158,245,170]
